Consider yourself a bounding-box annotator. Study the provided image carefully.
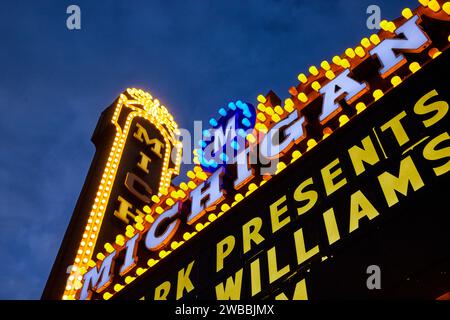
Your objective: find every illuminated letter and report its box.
[215,268,243,300]
[133,123,164,158]
[275,279,308,300]
[323,208,340,245]
[414,89,449,128]
[293,177,318,215]
[145,204,181,251]
[268,246,290,284]
[349,190,379,233]
[79,251,116,300]
[213,115,237,154]
[119,233,140,275]
[294,228,319,265]
[370,16,429,77]
[176,260,195,300]
[124,172,152,203]
[187,168,224,224]
[348,136,380,176]
[319,69,367,122]
[114,196,143,224]
[321,158,347,196]
[250,258,261,297]
[423,133,450,177]
[269,195,290,233]
[154,281,171,300]
[216,235,235,272]
[378,156,425,207]
[137,151,152,174]
[260,111,305,159]
[201,115,240,167]
[380,111,409,147]
[242,217,265,254]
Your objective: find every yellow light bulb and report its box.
[345,48,355,59]
[311,81,321,92]
[373,89,384,101]
[265,107,274,116]
[409,62,421,73]
[428,0,440,12]
[332,55,341,65]
[360,38,371,48]
[257,113,266,122]
[443,2,450,14]
[308,66,319,76]
[257,94,266,103]
[246,134,256,143]
[297,73,308,83]
[356,102,366,114]
[402,8,413,19]
[355,46,365,58]
[320,60,330,70]
[325,70,335,80]
[369,34,380,45]
[274,105,284,115]
[391,76,402,87]
[297,93,308,103]
[339,115,350,127]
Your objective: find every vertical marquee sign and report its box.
[43,89,182,299]
[44,1,450,300]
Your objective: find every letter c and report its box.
[145,203,181,251]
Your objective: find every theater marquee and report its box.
[43,1,450,300]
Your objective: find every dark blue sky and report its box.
[0,0,417,299]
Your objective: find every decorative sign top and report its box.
[61,88,183,299]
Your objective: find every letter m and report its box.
[377,156,424,208]
[370,15,429,77]
[203,115,240,166]
[215,268,243,300]
[212,115,239,160]
[79,251,116,300]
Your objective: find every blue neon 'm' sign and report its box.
[197,100,256,172]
